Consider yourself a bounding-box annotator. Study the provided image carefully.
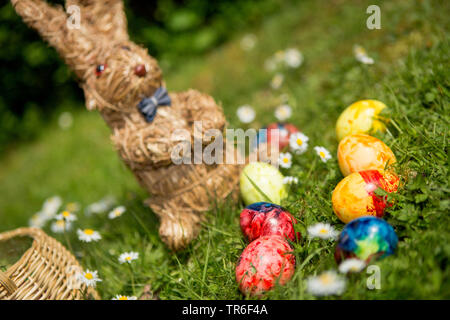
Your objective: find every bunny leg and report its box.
[145,200,202,251]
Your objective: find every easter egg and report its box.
[336,100,388,141]
[332,170,399,223]
[236,235,296,296]
[240,202,299,242]
[338,134,396,176]
[253,123,299,151]
[335,216,398,263]
[240,162,287,206]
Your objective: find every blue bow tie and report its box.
[137,87,171,123]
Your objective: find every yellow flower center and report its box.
[62,211,70,217]
[115,210,122,216]
[356,47,366,55]
[319,274,333,285]
[85,273,93,280]
[283,158,289,163]
[319,228,328,234]
[84,229,94,235]
[125,256,132,261]
[319,151,326,158]
[118,296,128,300]
[56,220,65,227]
[296,138,303,146]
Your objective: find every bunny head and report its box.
[85,42,164,113]
[11,0,164,114]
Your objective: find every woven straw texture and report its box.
[0,227,100,300]
[11,0,243,250]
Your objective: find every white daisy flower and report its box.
[359,55,374,64]
[29,212,46,228]
[283,176,299,184]
[108,206,126,219]
[274,104,292,121]
[307,271,346,296]
[58,112,73,130]
[119,251,139,264]
[270,73,284,90]
[308,222,339,240]
[85,196,116,215]
[56,210,77,222]
[86,203,106,215]
[314,146,332,163]
[284,48,303,68]
[77,269,102,287]
[289,132,309,154]
[353,45,374,65]
[278,152,292,168]
[236,105,256,124]
[112,295,138,300]
[41,196,62,219]
[338,258,367,274]
[50,219,72,233]
[77,228,102,242]
[240,33,257,51]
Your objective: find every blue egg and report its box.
[246,202,283,213]
[335,216,398,262]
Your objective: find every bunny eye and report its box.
[95,64,107,77]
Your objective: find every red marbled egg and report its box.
[332,170,399,223]
[240,202,299,242]
[236,235,296,296]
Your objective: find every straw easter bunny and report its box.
[11,0,243,250]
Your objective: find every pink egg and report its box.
[254,123,300,151]
[236,235,296,296]
[240,202,299,242]
[267,123,299,150]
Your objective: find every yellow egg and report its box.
[332,170,399,223]
[336,100,388,141]
[338,134,396,176]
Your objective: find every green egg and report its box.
[240,162,287,205]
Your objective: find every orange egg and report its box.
[338,134,396,176]
[336,100,388,141]
[332,170,399,223]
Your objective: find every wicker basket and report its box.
[0,227,100,300]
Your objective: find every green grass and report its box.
[0,0,449,299]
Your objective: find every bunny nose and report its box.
[134,64,147,77]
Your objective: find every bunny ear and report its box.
[11,0,68,48]
[11,0,131,80]
[11,0,102,79]
[66,0,129,42]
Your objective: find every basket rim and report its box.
[0,227,100,300]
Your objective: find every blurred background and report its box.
[0,0,286,152]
